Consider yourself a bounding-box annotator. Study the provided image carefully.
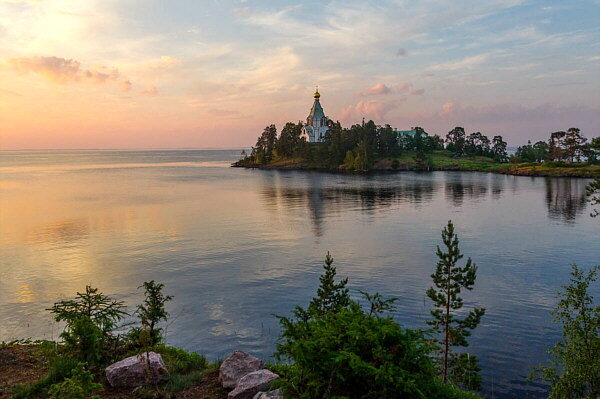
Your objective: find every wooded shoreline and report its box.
[232,150,600,178]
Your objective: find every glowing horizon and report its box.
[1,0,599,150]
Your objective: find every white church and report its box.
[302,88,329,143]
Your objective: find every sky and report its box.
[0,0,599,149]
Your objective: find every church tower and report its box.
[303,87,329,143]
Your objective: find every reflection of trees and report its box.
[444,174,493,207]
[261,172,521,236]
[259,172,439,236]
[545,178,588,223]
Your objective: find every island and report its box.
[233,90,600,178]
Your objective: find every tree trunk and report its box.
[443,261,451,383]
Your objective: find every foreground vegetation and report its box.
[234,121,600,177]
[1,221,598,399]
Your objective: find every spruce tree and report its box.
[308,252,350,317]
[426,220,485,390]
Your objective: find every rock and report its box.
[228,369,279,399]
[253,388,284,399]
[105,352,168,388]
[219,350,263,389]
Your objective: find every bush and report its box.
[47,363,102,399]
[531,265,599,398]
[47,286,127,364]
[275,253,479,399]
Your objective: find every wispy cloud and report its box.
[429,54,490,71]
[5,56,132,91]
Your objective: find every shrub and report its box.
[47,286,127,363]
[531,265,599,398]
[47,363,102,399]
[275,253,479,399]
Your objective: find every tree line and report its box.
[514,128,600,164]
[241,120,598,170]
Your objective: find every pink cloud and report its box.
[138,85,158,96]
[396,82,412,92]
[5,56,132,93]
[411,88,425,95]
[355,83,393,98]
[396,48,407,57]
[7,56,80,83]
[338,99,402,124]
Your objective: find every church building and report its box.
[302,88,329,143]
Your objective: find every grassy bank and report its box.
[234,150,600,177]
[0,341,227,399]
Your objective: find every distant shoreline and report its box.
[232,151,600,178]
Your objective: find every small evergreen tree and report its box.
[427,220,485,390]
[48,286,127,363]
[136,280,173,346]
[307,252,350,316]
[532,264,599,399]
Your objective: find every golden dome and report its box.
[313,88,320,100]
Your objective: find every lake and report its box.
[0,149,598,398]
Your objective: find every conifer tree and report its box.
[137,280,173,346]
[427,220,485,390]
[308,252,350,317]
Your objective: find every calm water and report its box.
[0,150,598,398]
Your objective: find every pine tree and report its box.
[426,220,486,390]
[308,252,350,317]
[136,280,173,346]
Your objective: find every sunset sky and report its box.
[1,0,599,149]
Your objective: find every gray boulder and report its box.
[105,352,168,388]
[253,388,284,399]
[228,369,279,399]
[219,350,263,389]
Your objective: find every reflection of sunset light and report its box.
[17,284,35,303]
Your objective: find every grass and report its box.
[374,151,600,177]
[12,352,79,399]
[4,343,227,399]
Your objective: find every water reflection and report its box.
[259,172,515,235]
[444,174,493,207]
[259,172,443,236]
[544,178,589,222]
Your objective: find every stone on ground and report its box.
[105,352,168,388]
[219,350,263,389]
[253,388,284,399]
[228,369,279,399]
